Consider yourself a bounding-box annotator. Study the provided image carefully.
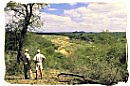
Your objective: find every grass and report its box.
[5,69,67,85]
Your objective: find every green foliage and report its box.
[5,32,128,84]
[63,32,128,83]
[5,32,18,51]
[5,51,24,75]
[6,1,17,9]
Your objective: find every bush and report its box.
[5,32,128,84]
[5,51,24,75]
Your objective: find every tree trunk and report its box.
[17,27,27,63]
[17,4,34,63]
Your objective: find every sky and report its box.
[37,2,127,32]
[40,3,89,16]
[5,2,127,32]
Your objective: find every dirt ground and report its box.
[5,69,68,85]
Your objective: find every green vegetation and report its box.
[5,32,128,85]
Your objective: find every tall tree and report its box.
[5,1,47,63]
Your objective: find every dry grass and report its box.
[5,69,68,85]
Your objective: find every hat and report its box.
[25,49,29,52]
[37,49,40,53]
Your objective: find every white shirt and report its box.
[24,52,30,64]
[24,52,30,60]
[33,53,46,63]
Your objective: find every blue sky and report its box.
[40,3,89,16]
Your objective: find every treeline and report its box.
[36,32,126,44]
[63,32,126,43]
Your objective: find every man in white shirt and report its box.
[33,49,46,79]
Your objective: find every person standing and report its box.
[23,49,32,79]
[33,49,46,80]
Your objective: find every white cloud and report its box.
[63,2,127,32]
[4,11,14,24]
[69,3,77,6]
[47,8,58,11]
[39,12,79,32]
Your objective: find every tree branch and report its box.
[57,73,117,85]
[23,4,28,18]
[12,8,25,16]
[29,3,35,17]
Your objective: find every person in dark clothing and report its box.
[23,49,32,79]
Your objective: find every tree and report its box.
[5,1,47,63]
